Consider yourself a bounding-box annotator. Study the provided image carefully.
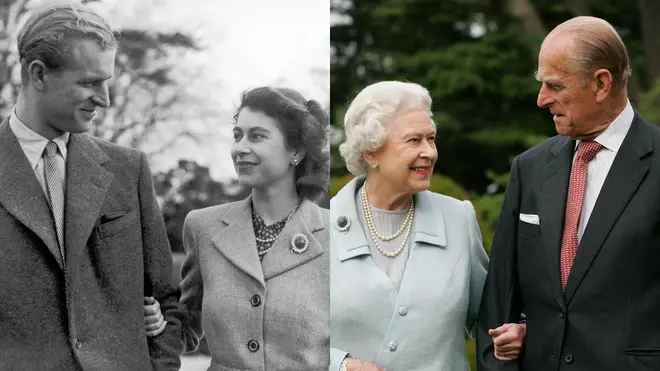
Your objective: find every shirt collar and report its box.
[575,99,634,153]
[9,107,70,170]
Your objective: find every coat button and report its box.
[388,341,397,351]
[564,353,574,363]
[559,313,565,318]
[74,339,82,350]
[398,306,408,316]
[248,340,259,352]
[250,295,261,307]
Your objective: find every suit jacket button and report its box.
[398,306,408,316]
[564,353,574,363]
[251,295,261,307]
[388,341,397,351]
[248,340,260,352]
[559,313,565,318]
[74,339,82,350]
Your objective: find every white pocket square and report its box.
[519,213,540,225]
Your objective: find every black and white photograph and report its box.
[0,0,330,370]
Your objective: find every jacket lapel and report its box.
[64,134,113,268]
[261,199,326,280]
[564,113,652,304]
[539,136,574,309]
[330,177,372,261]
[412,190,447,248]
[212,197,266,287]
[0,117,64,269]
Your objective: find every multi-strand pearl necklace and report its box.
[360,184,415,258]
[255,202,301,257]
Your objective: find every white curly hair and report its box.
[338,81,433,176]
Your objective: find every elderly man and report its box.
[478,16,660,371]
[0,3,182,370]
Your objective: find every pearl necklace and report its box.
[360,185,414,258]
[255,202,301,256]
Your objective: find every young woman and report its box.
[147,87,330,370]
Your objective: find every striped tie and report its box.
[43,141,66,267]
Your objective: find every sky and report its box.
[84,0,331,181]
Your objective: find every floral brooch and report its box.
[290,233,309,254]
[335,215,351,233]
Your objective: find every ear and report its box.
[591,68,613,103]
[27,60,50,92]
[293,148,307,163]
[363,151,376,167]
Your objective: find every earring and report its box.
[291,159,299,166]
[370,162,378,169]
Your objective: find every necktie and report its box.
[43,141,66,267]
[560,140,603,290]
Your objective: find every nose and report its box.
[91,82,110,108]
[231,136,252,158]
[537,85,554,108]
[420,138,438,161]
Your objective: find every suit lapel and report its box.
[261,199,326,280]
[212,197,266,287]
[64,134,113,268]
[0,118,64,269]
[564,114,652,304]
[331,177,372,261]
[539,136,574,309]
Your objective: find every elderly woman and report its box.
[329,81,525,371]
[146,86,331,370]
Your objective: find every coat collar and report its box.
[211,195,326,285]
[330,176,447,262]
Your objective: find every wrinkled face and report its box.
[39,38,115,135]
[231,107,296,189]
[536,36,600,139]
[370,109,438,194]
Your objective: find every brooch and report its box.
[290,233,309,254]
[335,215,351,233]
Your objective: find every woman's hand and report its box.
[144,296,167,337]
[489,323,526,361]
[346,359,383,371]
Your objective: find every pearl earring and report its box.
[370,163,378,169]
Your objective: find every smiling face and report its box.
[368,109,438,195]
[231,107,296,189]
[38,38,115,137]
[536,34,604,140]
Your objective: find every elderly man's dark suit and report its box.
[0,117,183,370]
[477,112,660,371]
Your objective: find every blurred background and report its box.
[330,0,659,368]
[1,0,329,369]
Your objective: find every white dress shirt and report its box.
[9,108,70,198]
[573,100,634,243]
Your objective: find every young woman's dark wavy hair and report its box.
[234,86,329,202]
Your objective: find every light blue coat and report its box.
[330,177,488,371]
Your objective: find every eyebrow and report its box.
[401,129,436,137]
[234,126,271,134]
[535,71,564,85]
[79,75,113,82]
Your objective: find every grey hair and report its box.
[338,81,433,176]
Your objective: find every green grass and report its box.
[466,338,477,370]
